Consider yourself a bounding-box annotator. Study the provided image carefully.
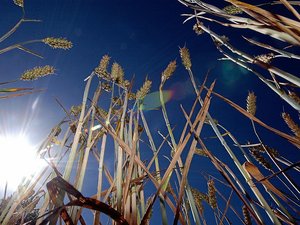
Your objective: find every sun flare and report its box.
[0,135,46,191]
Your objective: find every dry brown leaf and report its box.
[243,162,288,202]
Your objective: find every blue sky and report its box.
[0,0,299,224]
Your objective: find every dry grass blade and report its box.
[173,81,214,224]
[228,0,300,44]
[208,87,300,148]
[0,88,44,99]
[243,162,288,203]
[278,0,300,21]
[259,161,300,182]
[44,176,129,225]
[95,117,186,225]
[191,138,263,225]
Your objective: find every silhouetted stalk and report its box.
[116,90,128,213]
[76,82,102,191]
[217,122,296,222]
[140,109,169,224]
[249,120,298,222]
[159,82,201,225]
[187,69,271,222]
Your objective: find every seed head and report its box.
[242,205,252,225]
[180,46,192,70]
[254,53,274,64]
[95,55,110,78]
[195,148,208,157]
[282,112,300,138]
[43,37,72,50]
[223,5,243,15]
[111,62,124,83]
[20,65,55,81]
[193,23,204,35]
[191,188,208,215]
[136,79,152,100]
[207,179,217,209]
[255,144,280,158]
[246,91,257,116]
[249,147,272,170]
[13,0,23,7]
[161,60,176,84]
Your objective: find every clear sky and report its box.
[0,0,299,224]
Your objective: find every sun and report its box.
[0,135,46,191]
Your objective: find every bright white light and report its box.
[0,135,46,190]
[91,124,102,131]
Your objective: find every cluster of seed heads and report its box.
[207,180,217,209]
[180,46,192,70]
[282,112,300,139]
[161,60,176,84]
[249,146,272,170]
[43,37,73,50]
[254,53,275,64]
[246,91,257,116]
[223,5,243,15]
[20,65,55,81]
[94,55,130,89]
[136,79,152,100]
[242,205,252,225]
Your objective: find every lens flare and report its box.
[140,91,173,111]
[0,135,46,191]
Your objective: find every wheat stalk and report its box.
[136,78,152,100]
[282,112,300,138]
[20,65,55,80]
[246,91,257,116]
[180,46,192,70]
[42,37,72,50]
[161,60,176,85]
